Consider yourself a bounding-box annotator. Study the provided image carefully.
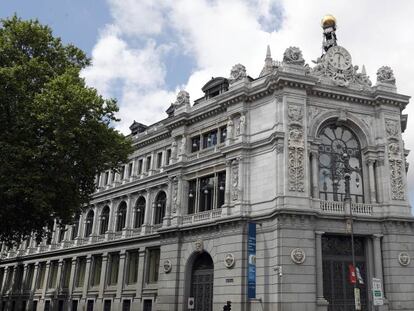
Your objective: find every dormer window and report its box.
[201,77,229,99]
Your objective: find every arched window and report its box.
[116,201,127,232]
[154,191,166,225]
[84,210,94,237]
[100,206,110,235]
[318,124,364,202]
[134,197,146,228]
[71,214,80,240]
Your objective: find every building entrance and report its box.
[190,252,214,311]
[322,235,368,311]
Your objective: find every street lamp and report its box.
[342,152,361,311]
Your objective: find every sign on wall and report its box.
[248,222,256,299]
[372,278,384,306]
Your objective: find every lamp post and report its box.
[342,153,361,311]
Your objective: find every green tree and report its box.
[0,16,133,243]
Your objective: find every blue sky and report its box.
[2,0,414,209]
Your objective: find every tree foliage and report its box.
[0,16,133,243]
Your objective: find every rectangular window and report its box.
[71,301,78,311]
[48,261,59,289]
[138,159,143,174]
[58,301,64,311]
[122,300,131,311]
[61,259,71,289]
[166,149,171,165]
[104,171,109,185]
[156,152,162,169]
[126,250,139,284]
[103,301,111,311]
[36,263,46,289]
[217,171,226,208]
[75,257,86,287]
[147,249,160,284]
[191,136,200,152]
[44,300,50,311]
[90,255,102,287]
[32,301,38,311]
[146,156,151,172]
[128,162,133,177]
[21,301,27,311]
[107,253,120,286]
[219,126,227,143]
[86,300,94,311]
[111,170,116,183]
[14,265,24,291]
[143,300,152,311]
[202,129,218,149]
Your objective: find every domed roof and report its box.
[321,14,336,29]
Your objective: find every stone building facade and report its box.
[1,22,414,311]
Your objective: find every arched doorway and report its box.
[190,252,214,311]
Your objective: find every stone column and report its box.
[41,261,51,299]
[98,252,108,296]
[124,163,130,183]
[106,200,116,240]
[1,266,9,295]
[90,206,99,241]
[115,251,127,305]
[226,117,234,146]
[315,231,328,310]
[67,258,77,299]
[55,259,64,293]
[123,195,133,238]
[373,234,388,310]
[30,263,39,292]
[135,249,146,300]
[132,158,139,178]
[141,190,152,234]
[375,159,384,203]
[21,263,29,294]
[222,160,232,216]
[164,178,173,226]
[367,160,377,203]
[76,213,85,245]
[149,152,155,175]
[311,150,319,198]
[82,255,92,299]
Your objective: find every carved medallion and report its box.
[163,259,172,273]
[398,252,410,266]
[291,248,306,264]
[224,253,235,268]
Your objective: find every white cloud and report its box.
[86,0,414,206]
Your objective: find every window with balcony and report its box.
[84,210,94,237]
[134,197,145,228]
[154,191,166,225]
[75,257,86,288]
[187,171,226,214]
[203,129,218,149]
[116,202,127,232]
[100,206,110,235]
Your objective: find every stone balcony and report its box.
[319,200,373,216]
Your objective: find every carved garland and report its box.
[288,105,305,192]
[386,119,404,200]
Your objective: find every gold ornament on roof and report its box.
[321,14,336,29]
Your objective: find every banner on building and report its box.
[248,222,256,299]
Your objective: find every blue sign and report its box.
[248,222,256,299]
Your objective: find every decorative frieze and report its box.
[231,159,239,201]
[385,119,404,200]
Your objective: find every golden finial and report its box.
[321,14,336,29]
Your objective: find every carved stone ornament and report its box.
[224,253,235,268]
[377,66,396,85]
[398,252,411,266]
[291,248,306,264]
[390,158,404,200]
[283,47,305,65]
[309,46,372,89]
[231,159,239,201]
[385,119,399,137]
[163,259,172,273]
[229,64,247,84]
[288,105,303,123]
[175,90,190,106]
[194,239,204,252]
[172,178,178,213]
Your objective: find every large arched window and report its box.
[318,124,364,202]
[100,206,110,235]
[116,201,127,232]
[134,197,146,228]
[154,191,166,225]
[71,214,80,240]
[84,210,94,237]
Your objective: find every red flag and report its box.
[349,264,356,284]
